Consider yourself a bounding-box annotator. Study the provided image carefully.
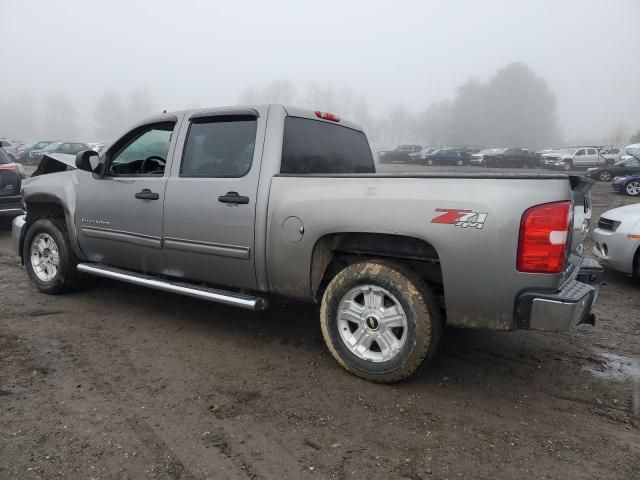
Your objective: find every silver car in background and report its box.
[592,203,640,276]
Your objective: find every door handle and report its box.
[135,189,160,200]
[218,191,249,204]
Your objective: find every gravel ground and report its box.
[0,165,638,479]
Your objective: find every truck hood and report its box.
[31,153,76,177]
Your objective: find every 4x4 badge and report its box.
[431,208,488,229]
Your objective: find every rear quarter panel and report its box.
[266,175,573,330]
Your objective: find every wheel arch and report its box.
[310,232,443,302]
[22,195,80,260]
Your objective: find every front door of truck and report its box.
[76,119,179,274]
[162,109,264,290]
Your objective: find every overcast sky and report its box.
[1,0,639,141]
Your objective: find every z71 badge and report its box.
[431,208,488,229]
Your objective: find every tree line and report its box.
[1,62,638,148]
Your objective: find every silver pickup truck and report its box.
[12,104,602,382]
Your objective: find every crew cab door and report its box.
[75,118,180,274]
[162,109,265,290]
[584,148,599,166]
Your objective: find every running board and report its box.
[76,263,267,311]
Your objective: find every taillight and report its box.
[0,164,19,173]
[315,111,340,122]
[517,201,572,274]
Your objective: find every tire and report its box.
[625,180,640,196]
[320,259,442,383]
[24,218,79,294]
[455,159,464,166]
[563,160,572,171]
[426,159,434,166]
[598,171,612,182]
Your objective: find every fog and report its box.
[1,0,639,147]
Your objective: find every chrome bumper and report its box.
[12,214,26,259]
[514,258,602,332]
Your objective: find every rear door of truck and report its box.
[162,108,266,290]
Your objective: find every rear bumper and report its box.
[0,196,24,217]
[514,258,602,332]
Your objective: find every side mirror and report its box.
[75,150,98,172]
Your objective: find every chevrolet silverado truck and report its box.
[12,104,602,382]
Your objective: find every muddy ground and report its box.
[1,166,639,479]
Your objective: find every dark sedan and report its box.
[422,148,470,166]
[586,157,640,182]
[482,148,540,168]
[612,173,640,196]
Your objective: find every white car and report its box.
[592,203,640,276]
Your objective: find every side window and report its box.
[575,149,585,156]
[107,123,174,176]
[280,117,375,174]
[180,116,257,177]
[587,148,597,155]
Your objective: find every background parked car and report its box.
[612,173,640,196]
[421,148,470,166]
[586,156,640,182]
[87,142,107,153]
[482,147,539,168]
[28,141,90,163]
[378,144,422,163]
[546,146,609,170]
[470,148,500,165]
[0,147,25,224]
[17,140,54,162]
[0,139,20,161]
[592,203,640,276]
[408,146,438,162]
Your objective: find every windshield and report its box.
[42,142,62,151]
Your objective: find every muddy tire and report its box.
[320,260,442,383]
[24,218,78,294]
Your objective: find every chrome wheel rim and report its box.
[627,181,640,195]
[600,171,611,181]
[563,163,571,171]
[30,233,59,282]
[337,285,408,362]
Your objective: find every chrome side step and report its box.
[77,263,267,311]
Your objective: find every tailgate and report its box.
[0,170,21,198]
[565,175,595,281]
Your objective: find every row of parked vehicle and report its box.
[0,138,107,164]
[377,143,640,175]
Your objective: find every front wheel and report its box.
[563,161,572,171]
[625,180,640,196]
[24,218,78,294]
[320,260,442,383]
[426,159,434,166]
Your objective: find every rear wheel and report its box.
[625,180,640,196]
[563,160,572,171]
[598,170,612,182]
[320,260,442,383]
[24,219,78,294]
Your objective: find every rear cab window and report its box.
[280,117,374,174]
